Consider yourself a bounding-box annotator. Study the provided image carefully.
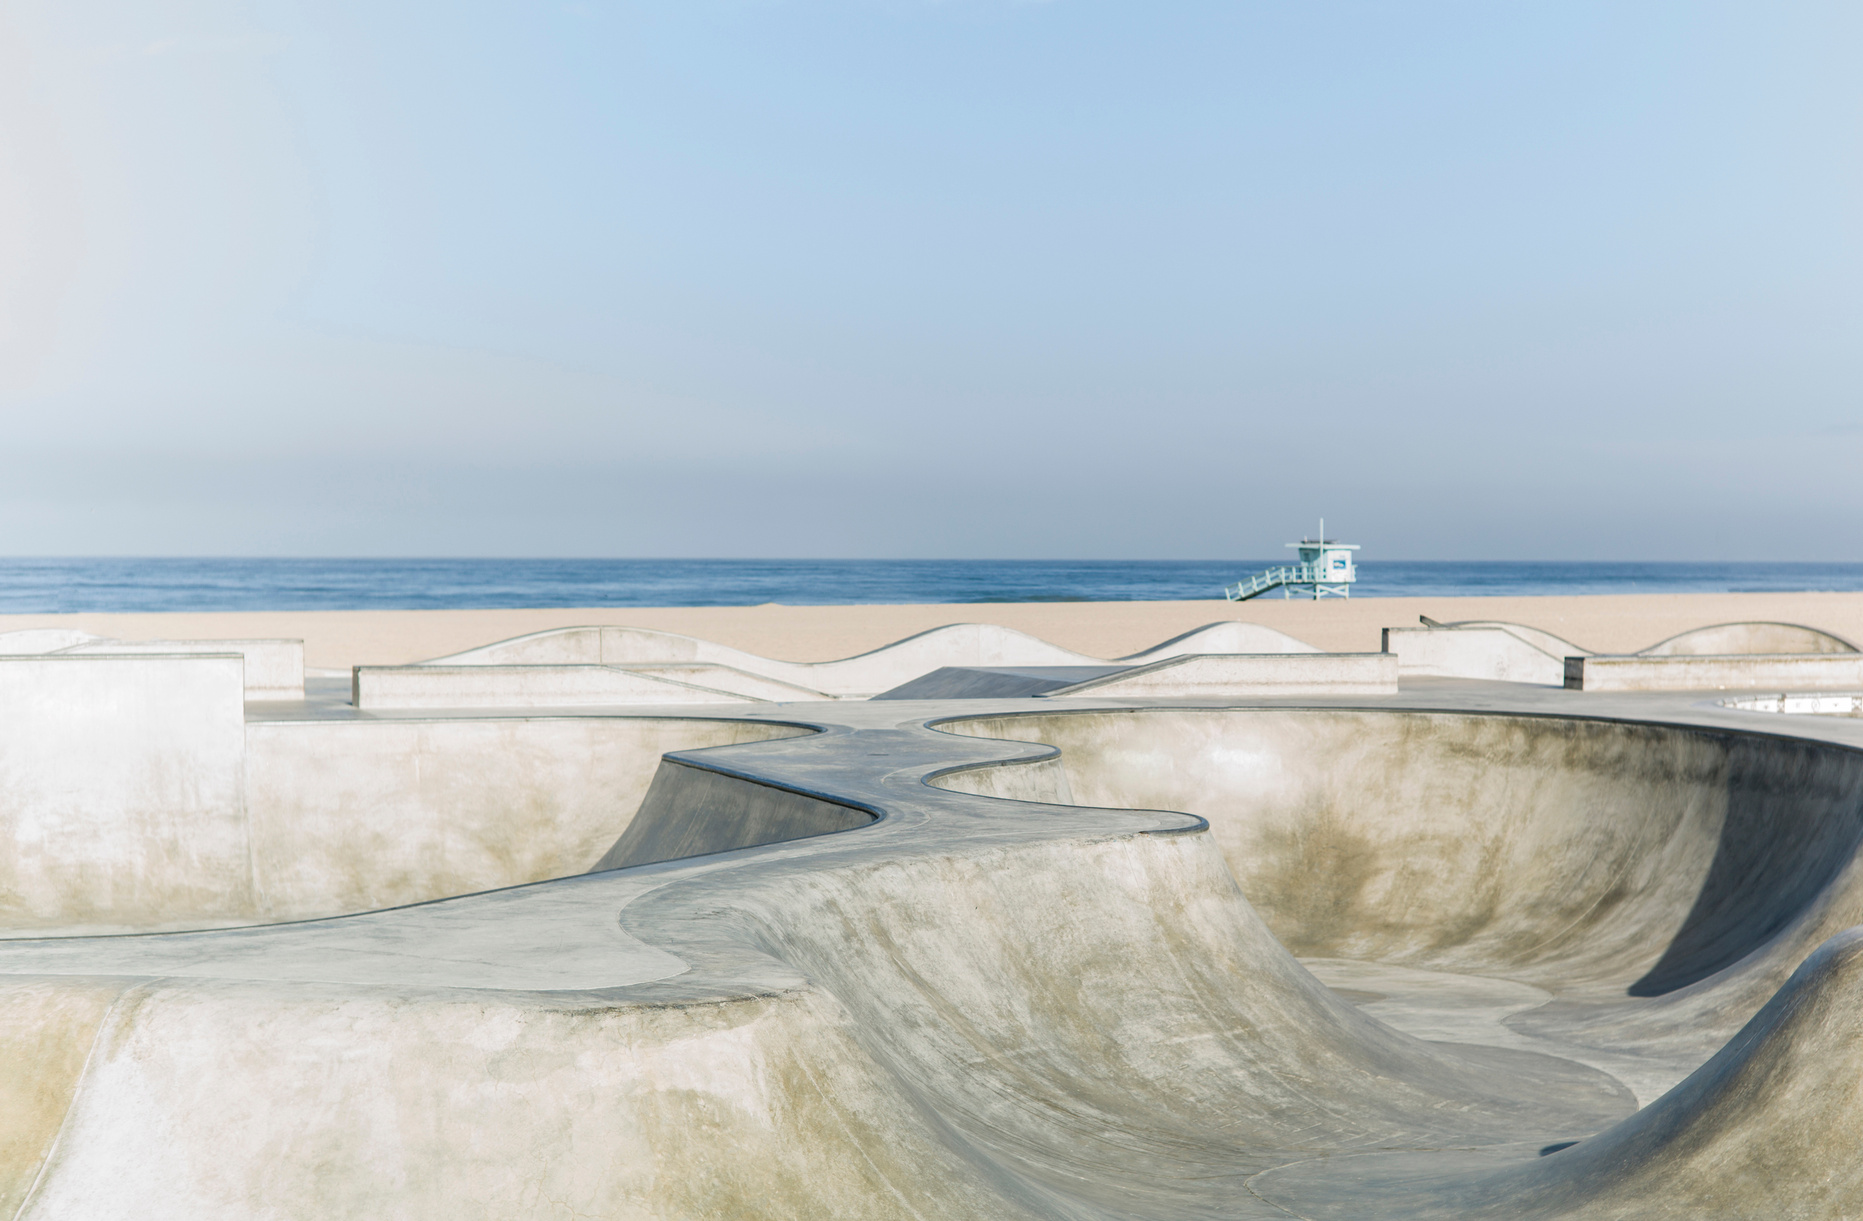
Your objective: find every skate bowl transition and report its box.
[0,624,1860,1217]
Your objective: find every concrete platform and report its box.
[0,625,1861,1216]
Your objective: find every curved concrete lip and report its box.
[4,674,1863,1217]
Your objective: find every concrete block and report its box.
[1382,626,1568,685]
[0,655,248,931]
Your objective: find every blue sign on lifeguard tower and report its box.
[1223,519,1360,601]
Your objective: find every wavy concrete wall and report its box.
[1387,619,1863,688]
[412,620,1322,699]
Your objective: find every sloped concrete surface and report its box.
[1,653,1862,1214]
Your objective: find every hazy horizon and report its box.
[3,2,1858,561]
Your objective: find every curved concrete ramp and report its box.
[937,707,1863,1055]
[2,661,1863,1214]
[1252,926,1863,1218]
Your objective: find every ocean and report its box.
[1,558,1861,614]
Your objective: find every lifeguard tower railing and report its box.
[1224,563,1339,601]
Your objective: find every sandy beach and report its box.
[6,590,1863,671]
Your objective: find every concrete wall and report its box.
[1568,653,1863,691]
[0,656,249,932]
[1,700,805,930]
[243,717,809,920]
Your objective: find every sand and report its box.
[6,591,1863,671]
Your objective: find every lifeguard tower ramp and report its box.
[1225,522,1359,601]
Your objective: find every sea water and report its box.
[1,558,1861,613]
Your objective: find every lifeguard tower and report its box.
[1223,520,1359,601]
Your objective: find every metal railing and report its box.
[1223,563,1351,601]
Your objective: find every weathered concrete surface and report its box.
[0,653,1861,1214]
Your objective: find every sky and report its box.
[0,1,1858,560]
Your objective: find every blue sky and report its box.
[1,1,1858,558]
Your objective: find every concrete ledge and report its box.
[1048,652,1398,697]
[63,639,304,700]
[352,664,757,709]
[1567,653,1863,691]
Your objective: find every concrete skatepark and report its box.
[2,610,1863,1216]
